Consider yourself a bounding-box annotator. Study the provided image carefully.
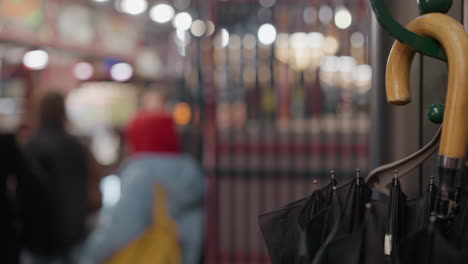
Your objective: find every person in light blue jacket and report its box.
[80,111,205,264]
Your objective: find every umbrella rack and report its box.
[259,0,468,263]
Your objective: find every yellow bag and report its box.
[106,184,182,264]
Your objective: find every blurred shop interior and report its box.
[0,0,465,263]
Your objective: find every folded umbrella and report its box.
[259,174,337,264]
[340,169,373,234]
[297,180,327,261]
[384,171,407,257]
[302,170,372,261]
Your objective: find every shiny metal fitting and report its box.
[438,155,464,169]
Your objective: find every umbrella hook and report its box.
[385,13,468,218]
[369,0,450,61]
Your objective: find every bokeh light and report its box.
[191,20,206,37]
[354,64,373,93]
[23,50,49,70]
[150,4,175,23]
[303,7,318,24]
[243,34,256,50]
[335,6,352,29]
[339,56,356,73]
[229,34,241,50]
[221,28,229,47]
[351,32,365,47]
[258,23,277,45]
[307,32,325,49]
[110,63,133,82]
[322,36,339,55]
[120,0,147,15]
[354,64,372,82]
[173,12,193,31]
[100,175,121,208]
[319,5,333,24]
[173,102,192,125]
[205,20,215,36]
[73,62,94,80]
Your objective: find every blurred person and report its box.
[80,104,205,264]
[22,91,101,264]
[0,132,36,264]
[0,121,52,264]
[141,87,169,113]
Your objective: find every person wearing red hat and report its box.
[80,89,205,264]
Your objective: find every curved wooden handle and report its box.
[386,13,468,159]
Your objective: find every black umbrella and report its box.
[297,180,326,260]
[339,169,373,234]
[325,171,338,204]
[398,216,468,264]
[305,185,341,262]
[384,171,407,257]
[298,170,373,261]
[445,184,468,249]
[298,180,327,230]
[259,197,308,264]
[313,203,389,264]
[259,174,337,264]
[308,172,437,264]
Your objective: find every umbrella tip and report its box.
[394,170,399,179]
[430,175,435,184]
[355,169,361,177]
[313,179,318,189]
[330,170,335,179]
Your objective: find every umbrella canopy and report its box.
[308,173,435,264]
[260,170,452,264]
[297,180,327,260]
[446,185,468,248]
[340,170,373,234]
[398,216,468,264]
[259,198,308,264]
[300,170,373,260]
[313,203,389,264]
[259,175,337,264]
[298,180,327,230]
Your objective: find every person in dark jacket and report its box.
[23,91,95,264]
[0,133,26,264]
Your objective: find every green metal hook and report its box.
[370,0,447,61]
